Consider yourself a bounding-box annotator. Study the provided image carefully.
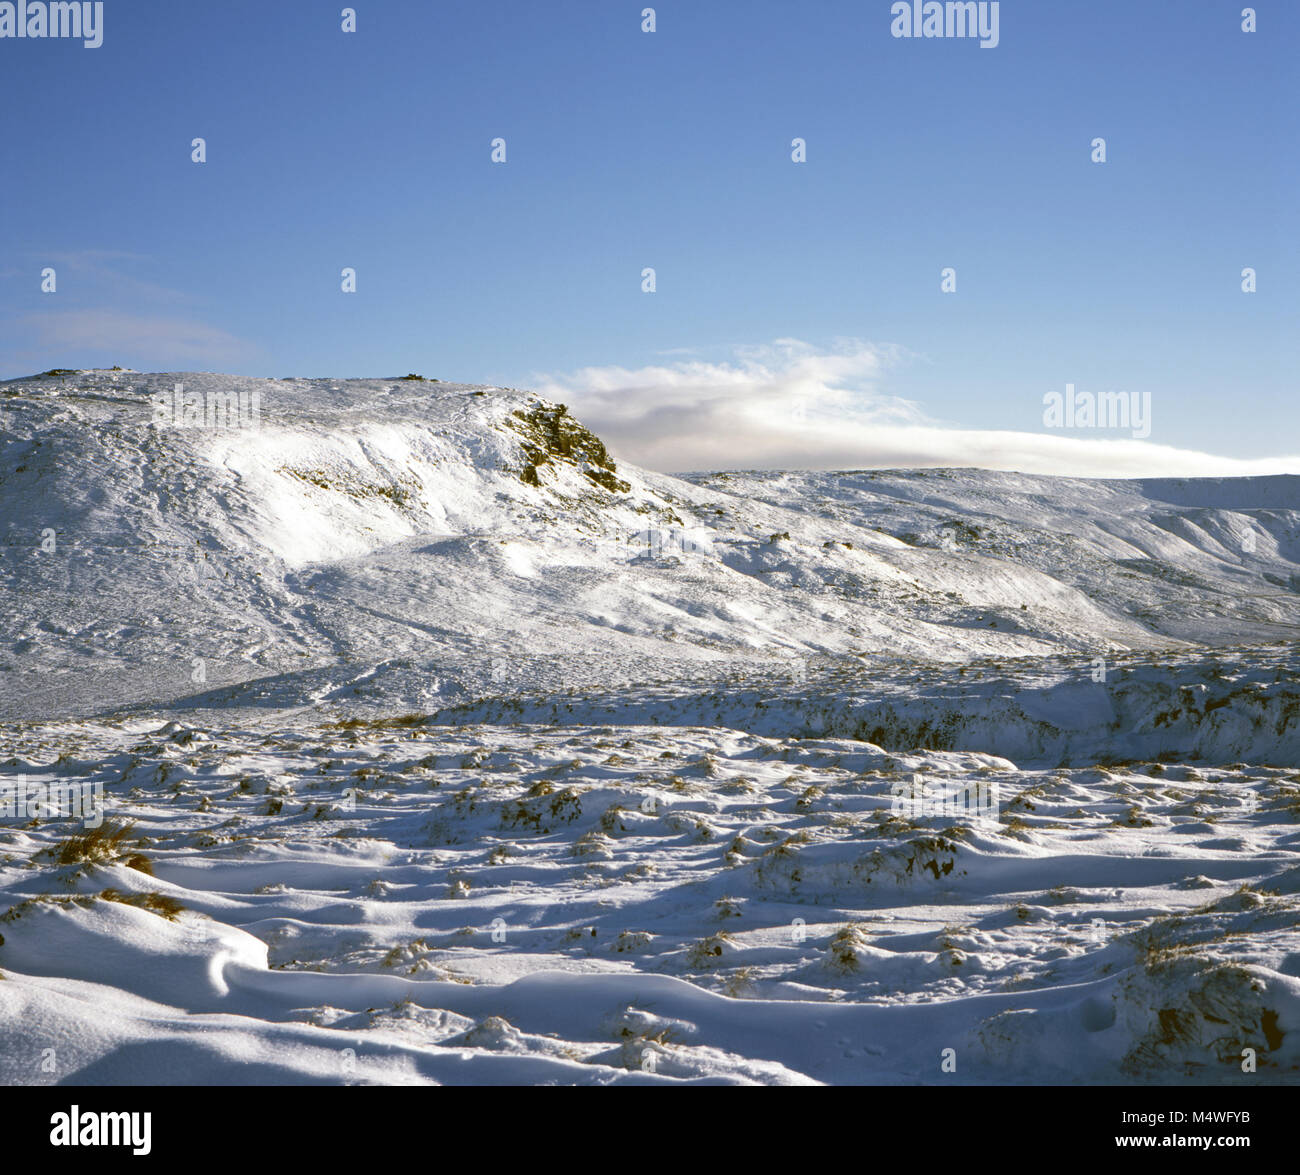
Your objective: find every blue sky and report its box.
[1,1,1295,474]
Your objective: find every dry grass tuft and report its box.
[49,819,146,868]
[99,888,185,921]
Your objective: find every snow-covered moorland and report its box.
[1,369,1299,1085]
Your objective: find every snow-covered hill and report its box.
[5,369,1300,721]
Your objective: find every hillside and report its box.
[5,369,1300,722]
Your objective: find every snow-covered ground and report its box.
[1,370,1298,1084]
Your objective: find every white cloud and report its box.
[536,339,1300,478]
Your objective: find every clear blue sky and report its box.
[1,0,1295,467]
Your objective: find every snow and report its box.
[1,369,1298,1084]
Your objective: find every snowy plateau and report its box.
[2,368,1299,1085]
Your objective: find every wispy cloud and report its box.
[2,250,259,372]
[537,339,1300,478]
[36,249,193,307]
[17,309,259,367]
